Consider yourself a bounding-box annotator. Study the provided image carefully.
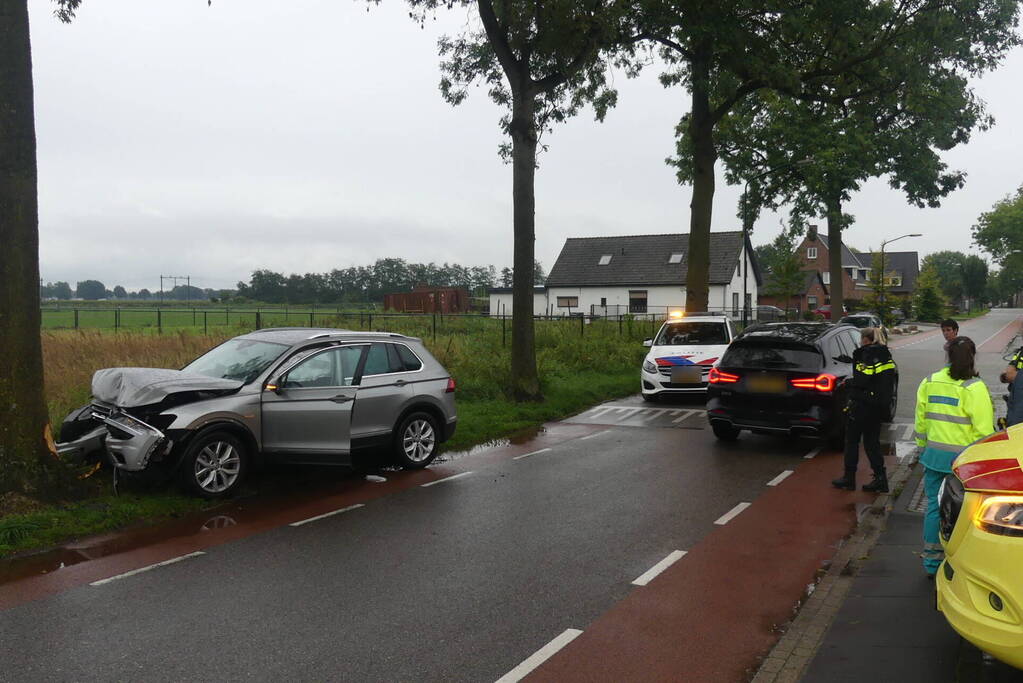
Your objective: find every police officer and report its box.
[832,327,897,493]
[914,336,994,577]
[1001,346,1023,427]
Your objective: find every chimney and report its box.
[807,224,818,242]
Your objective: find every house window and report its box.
[807,247,818,259]
[850,269,858,280]
[808,295,818,308]
[823,271,831,285]
[668,252,684,264]
[628,290,647,313]
[557,296,578,308]
[600,297,607,307]
[732,292,739,316]
[598,254,612,265]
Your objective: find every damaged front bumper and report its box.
[56,405,171,472]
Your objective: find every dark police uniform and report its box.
[833,342,897,491]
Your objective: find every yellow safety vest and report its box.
[1013,348,1023,370]
[914,367,994,453]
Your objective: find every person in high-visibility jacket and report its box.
[915,336,994,577]
[831,327,897,493]
[1001,346,1023,427]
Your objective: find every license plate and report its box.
[747,373,786,393]
[671,366,703,384]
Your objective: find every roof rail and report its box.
[678,311,727,316]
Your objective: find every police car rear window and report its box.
[721,342,823,370]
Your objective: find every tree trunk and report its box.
[508,87,542,401]
[0,0,69,499]
[825,194,844,316]
[685,46,715,314]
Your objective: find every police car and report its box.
[641,312,735,401]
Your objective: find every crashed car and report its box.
[57,328,458,497]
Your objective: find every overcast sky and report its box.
[28,0,1023,292]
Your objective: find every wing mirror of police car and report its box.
[834,354,854,364]
[643,339,653,347]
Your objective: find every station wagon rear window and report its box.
[721,343,822,370]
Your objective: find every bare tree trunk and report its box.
[509,87,542,401]
[0,0,69,499]
[685,46,715,314]
[825,194,844,316]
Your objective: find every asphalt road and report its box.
[1,310,1019,682]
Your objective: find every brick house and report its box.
[794,226,869,302]
[759,270,829,312]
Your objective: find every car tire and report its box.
[179,430,248,499]
[394,412,440,469]
[642,392,659,403]
[883,380,899,423]
[712,422,740,441]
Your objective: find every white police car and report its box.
[640,313,735,401]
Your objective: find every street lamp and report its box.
[741,157,815,325]
[878,232,922,316]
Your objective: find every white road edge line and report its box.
[714,502,751,525]
[495,629,584,683]
[421,471,474,486]
[977,315,1021,350]
[580,430,610,441]
[766,470,794,487]
[804,447,822,459]
[290,503,365,527]
[90,551,206,587]
[632,550,687,586]
[513,448,552,461]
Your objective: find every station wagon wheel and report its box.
[179,430,248,498]
[394,412,439,469]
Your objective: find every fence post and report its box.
[114,307,119,332]
[157,308,162,333]
[309,310,314,327]
[368,313,373,330]
[432,313,437,342]
[502,314,506,347]
[192,307,196,326]
[256,311,261,329]
[74,308,79,329]
[618,315,622,336]
[204,310,208,335]
[580,314,584,336]
[225,307,230,325]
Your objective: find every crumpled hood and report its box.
[92,368,243,408]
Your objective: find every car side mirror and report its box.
[834,354,854,364]
[265,376,285,393]
[643,339,653,347]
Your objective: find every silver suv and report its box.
[57,328,458,497]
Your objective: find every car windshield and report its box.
[840,316,871,328]
[721,342,823,370]
[655,321,728,346]
[182,339,289,383]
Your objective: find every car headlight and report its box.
[975,495,1023,537]
[643,360,657,373]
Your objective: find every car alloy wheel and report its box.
[403,418,436,464]
[194,440,242,494]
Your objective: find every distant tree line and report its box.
[40,280,231,302]
[234,258,546,304]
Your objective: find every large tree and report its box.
[974,185,1023,299]
[654,0,1020,314]
[0,0,82,499]
[390,0,641,400]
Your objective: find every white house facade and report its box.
[488,231,761,318]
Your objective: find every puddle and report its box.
[436,426,546,462]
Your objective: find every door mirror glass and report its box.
[643,339,653,347]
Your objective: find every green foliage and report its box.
[763,249,805,308]
[914,265,948,323]
[920,251,990,307]
[754,228,797,277]
[75,279,106,300]
[974,185,1023,304]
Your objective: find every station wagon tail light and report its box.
[708,368,739,384]
[791,374,836,392]
[446,378,456,393]
[785,376,834,392]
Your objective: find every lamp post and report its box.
[878,233,922,320]
[741,157,814,325]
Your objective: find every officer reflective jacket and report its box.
[848,343,896,412]
[914,367,994,454]
[1012,347,1023,370]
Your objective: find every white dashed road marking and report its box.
[495,629,584,683]
[579,430,610,441]
[90,552,206,586]
[632,550,687,586]
[766,471,794,487]
[290,504,365,527]
[714,502,751,526]
[804,447,822,459]
[421,471,474,486]
[513,448,552,461]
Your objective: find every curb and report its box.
[750,451,917,683]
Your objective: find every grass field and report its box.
[10,319,651,557]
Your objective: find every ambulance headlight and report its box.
[976,496,1023,537]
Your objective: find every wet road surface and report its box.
[1,311,1018,681]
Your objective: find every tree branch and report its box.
[476,0,523,85]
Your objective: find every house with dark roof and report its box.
[488,231,761,317]
[759,270,829,312]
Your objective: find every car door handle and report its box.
[394,380,407,386]
[330,395,354,404]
